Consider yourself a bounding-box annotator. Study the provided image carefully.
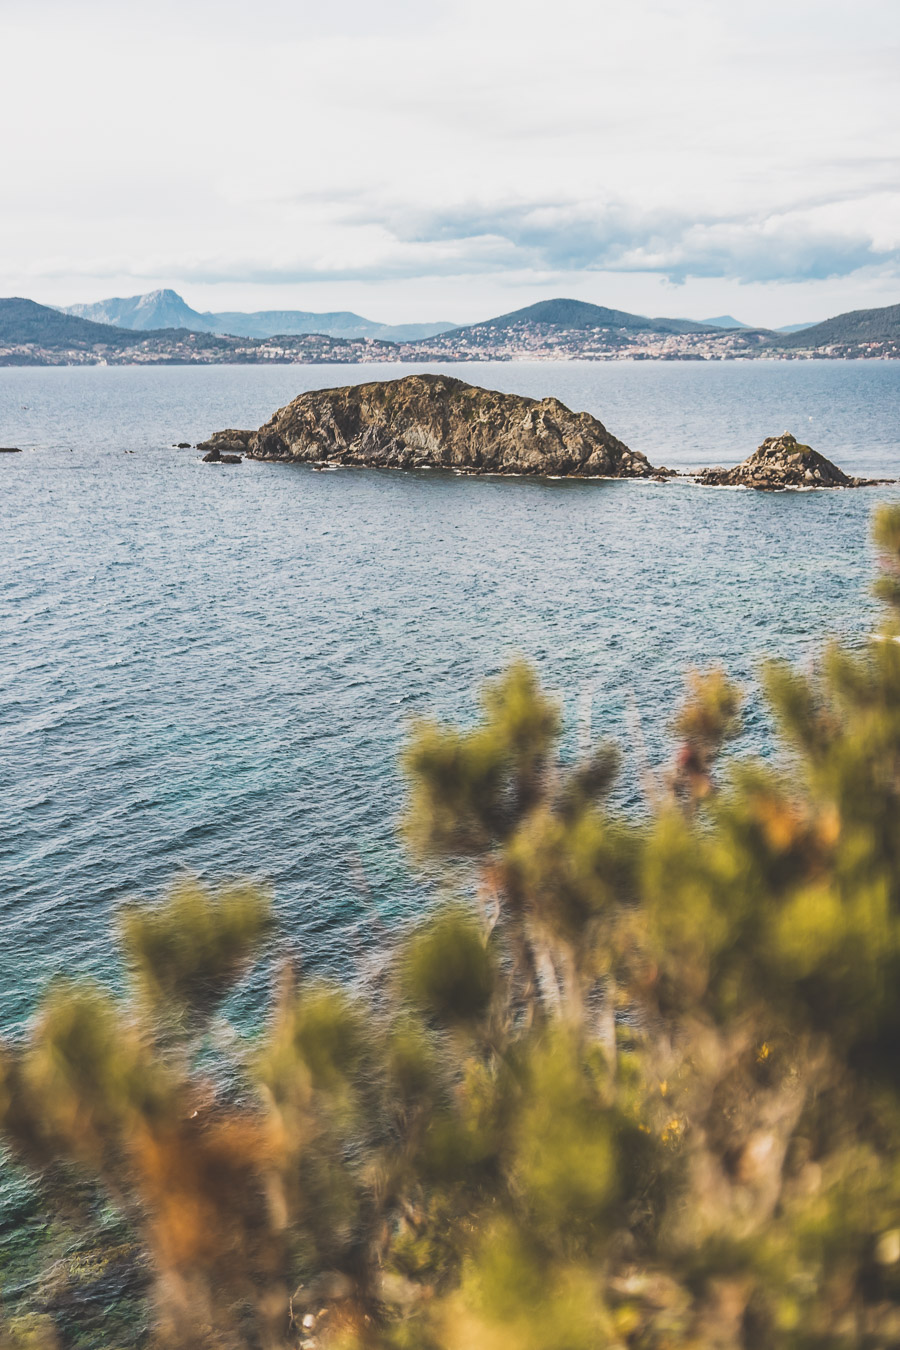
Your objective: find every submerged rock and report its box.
[198,374,653,478]
[696,432,877,489]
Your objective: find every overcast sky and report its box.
[2,0,898,326]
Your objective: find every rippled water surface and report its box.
[2,359,900,1033]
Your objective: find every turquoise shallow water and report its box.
[2,359,900,1036]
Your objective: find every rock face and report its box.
[696,433,872,489]
[198,374,653,478]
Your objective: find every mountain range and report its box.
[61,290,457,343]
[703,315,815,333]
[59,290,820,342]
[2,294,898,363]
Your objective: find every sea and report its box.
[1,356,899,1328]
[3,357,900,1032]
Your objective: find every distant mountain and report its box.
[776,322,817,333]
[772,302,900,348]
[703,315,752,330]
[62,289,456,344]
[63,289,212,332]
[208,309,456,342]
[443,297,721,340]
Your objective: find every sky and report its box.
[2,0,899,327]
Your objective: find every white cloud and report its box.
[1,0,898,324]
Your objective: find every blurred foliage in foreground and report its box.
[5,508,900,1350]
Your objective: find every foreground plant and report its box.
[4,508,900,1350]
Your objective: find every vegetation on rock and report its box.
[4,509,900,1348]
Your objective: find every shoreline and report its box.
[4,350,900,369]
[220,455,899,489]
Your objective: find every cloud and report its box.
[80,192,894,290]
[3,0,900,318]
[350,190,899,285]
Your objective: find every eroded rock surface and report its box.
[198,374,653,478]
[696,433,876,489]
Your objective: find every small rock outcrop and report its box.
[0,446,22,454]
[201,445,242,464]
[696,433,874,489]
[198,374,653,478]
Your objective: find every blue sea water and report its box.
[1,358,900,1039]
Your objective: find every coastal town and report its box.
[0,328,399,367]
[3,328,899,366]
[406,322,774,361]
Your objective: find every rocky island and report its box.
[197,374,654,478]
[198,387,888,491]
[696,432,881,489]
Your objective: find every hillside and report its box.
[772,301,900,348]
[0,297,241,354]
[444,297,723,338]
[405,296,773,359]
[0,297,145,349]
